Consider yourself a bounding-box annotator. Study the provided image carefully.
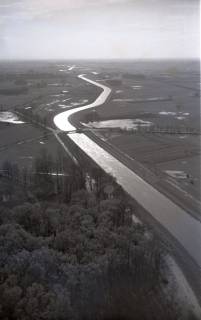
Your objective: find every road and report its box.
[53,73,201,269]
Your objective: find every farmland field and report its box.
[0,59,200,207]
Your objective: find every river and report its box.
[53,73,201,268]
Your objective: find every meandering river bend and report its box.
[53,74,201,268]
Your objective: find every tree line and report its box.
[0,152,187,320]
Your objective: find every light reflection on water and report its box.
[69,132,201,267]
[53,74,112,131]
[53,73,201,268]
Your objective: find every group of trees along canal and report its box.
[0,153,185,320]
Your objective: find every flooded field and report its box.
[0,59,200,202]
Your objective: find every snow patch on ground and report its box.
[159,111,190,121]
[37,172,69,176]
[132,214,142,225]
[58,104,71,109]
[71,102,82,106]
[51,94,64,97]
[46,100,60,106]
[81,99,88,104]
[71,99,89,107]
[132,85,142,90]
[165,170,187,179]
[62,98,72,102]
[0,112,24,124]
[159,111,176,115]
[68,65,76,71]
[83,119,153,130]
[113,97,167,102]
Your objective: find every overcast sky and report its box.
[0,0,199,60]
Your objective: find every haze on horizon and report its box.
[0,0,199,60]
